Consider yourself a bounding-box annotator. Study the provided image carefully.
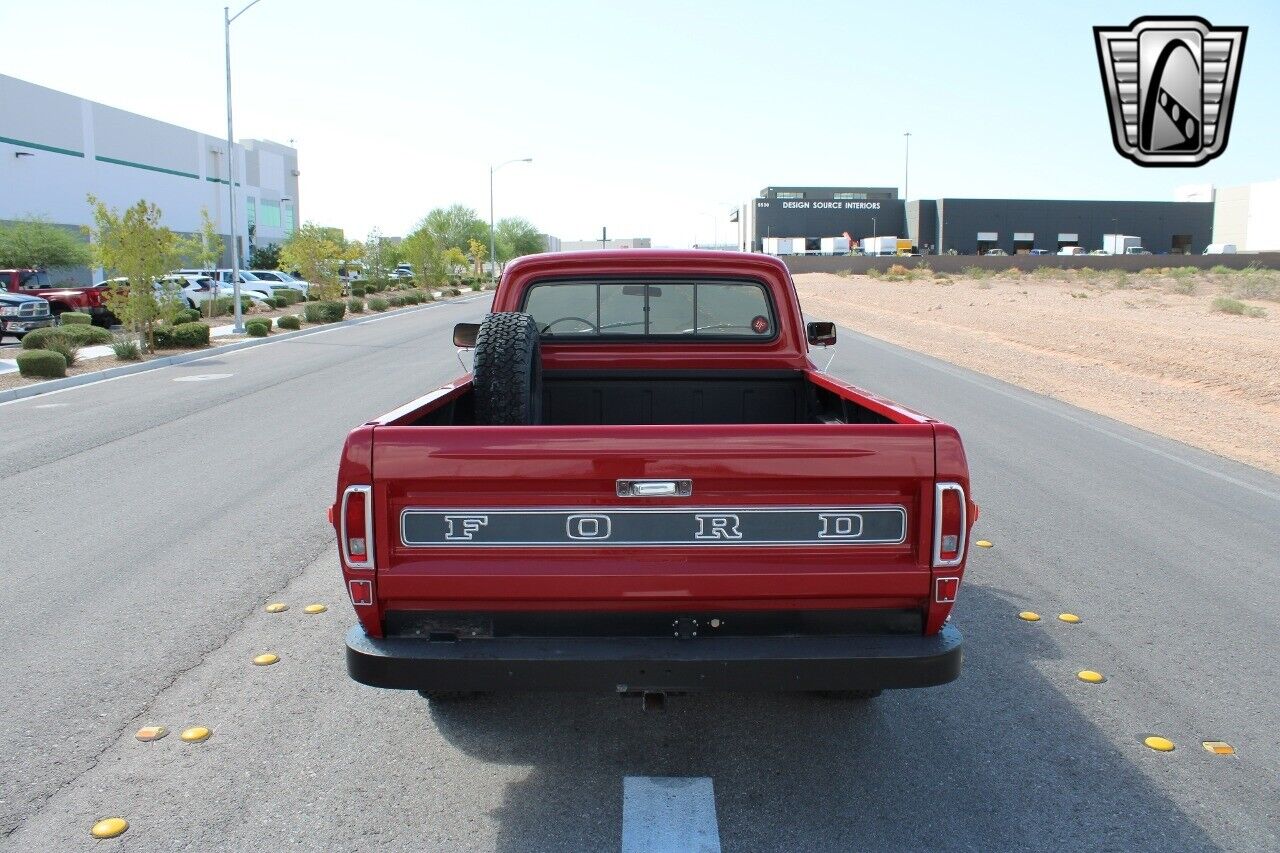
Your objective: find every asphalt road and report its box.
[1,299,1276,851]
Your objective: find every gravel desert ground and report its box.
[795,266,1280,474]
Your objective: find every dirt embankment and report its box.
[794,268,1280,475]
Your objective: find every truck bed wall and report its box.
[418,371,895,426]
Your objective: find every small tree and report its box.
[85,195,180,350]
[467,238,487,279]
[495,217,545,270]
[444,247,468,283]
[178,208,224,318]
[248,242,281,270]
[280,222,344,300]
[0,217,92,270]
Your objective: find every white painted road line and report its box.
[622,776,721,853]
[171,373,234,382]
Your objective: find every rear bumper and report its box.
[345,622,962,693]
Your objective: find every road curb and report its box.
[0,299,468,404]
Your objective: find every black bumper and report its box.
[346,623,962,693]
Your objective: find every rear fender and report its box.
[333,425,382,636]
[926,424,975,634]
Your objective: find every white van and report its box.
[1057,246,1085,256]
[1203,243,1238,255]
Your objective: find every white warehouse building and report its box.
[0,73,299,282]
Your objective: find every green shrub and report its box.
[112,337,141,360]
[208,296,255,316]
[59,311,91,325]
[347,297,365,313]
[387,294,405,307]
[351,285,366,297]
[303,300,346,324]
[173,308,202,325]
[1209,264,1233,275]
[1212,296,1266,317]
[960,265,986,279]
[22,324,111,350]
[16,349,67,378]
[277,314,301,330]
[39,334,80,367]
[368,297,389,312]
[245,318,271,337]
[154,321,212,349]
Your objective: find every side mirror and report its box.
[453,322,479,348]
[807,321,836,347]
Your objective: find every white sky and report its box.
[2,0,1277,246]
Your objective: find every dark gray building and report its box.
[741,186,1215,255]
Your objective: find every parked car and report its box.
[249,269,310,295]
[1057,246,1085,256]
[336,250,975,703]
[99,275,220,311]
[1088,249,1110,256]
[174,269,297,301]
[0,290,54,342]
[1027,248,1051,256]
[1124,247,1152,255]
[984,248,1008,256]
[387,269,415,281]
[1204,243,1237,255]
[1,269,116,326]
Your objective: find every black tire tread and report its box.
[473,312,542,425]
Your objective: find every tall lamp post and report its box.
[489,158,531,280]
[224,1,265,333]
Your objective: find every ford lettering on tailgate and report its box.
[400,506,907,547]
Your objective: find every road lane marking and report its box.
[1018,611,1041,621]
[845,330,1280,503]
[622,776,721,853]
[1144,735,1175,752]
[172,373,233,382]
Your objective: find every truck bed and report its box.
[411,369,907,426]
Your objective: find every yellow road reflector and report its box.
[91,818,128,838]
[1059,613,1081,623]
[134,725,167,742]
[1077,670,1106,683]
[303,604,327,614]
[253,652,279,666]
[1144,736,1175,752]
[975,540,993,548]
[1018,611,1041,622]
[179,726,211,743]
[264,602,288,613]
[1202,741,1235,755]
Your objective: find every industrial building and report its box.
[558,237,652,251]
[737,185,1218,256]
[0,73,299,281]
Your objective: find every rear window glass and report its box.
[523,280,774,338]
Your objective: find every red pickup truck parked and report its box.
[1,269,116,326]
[334,250,975,703]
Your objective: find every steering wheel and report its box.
[540,316,598,334]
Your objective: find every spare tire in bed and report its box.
[473,312,543,425]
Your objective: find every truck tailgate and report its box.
[369,423,936,610]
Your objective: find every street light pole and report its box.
[224,0,263,334]
[903,131,911,202]
[489,157,531,280]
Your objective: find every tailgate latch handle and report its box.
[617,479,692,498]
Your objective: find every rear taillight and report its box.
[341,485,374,569]
[932,482,967,567]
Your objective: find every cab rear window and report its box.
[522,280,775,339]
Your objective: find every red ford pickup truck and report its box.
[333,250,975,703]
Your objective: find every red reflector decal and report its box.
[935,576,959,603]
[349,579,373,606]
